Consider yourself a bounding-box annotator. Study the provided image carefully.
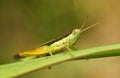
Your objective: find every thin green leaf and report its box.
[0,44,120,78]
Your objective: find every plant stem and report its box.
[0,44,120,78]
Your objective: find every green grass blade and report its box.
[0,44,120,78]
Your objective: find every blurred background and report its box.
[0,0,120,78]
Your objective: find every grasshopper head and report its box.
[72,29,81,35]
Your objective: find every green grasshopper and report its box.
[14,17,99,60]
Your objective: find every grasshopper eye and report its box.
[74,29,79,32]
[73,29,80,34]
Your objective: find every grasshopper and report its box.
[14,17,99,60]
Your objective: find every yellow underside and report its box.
[19,46,49,56]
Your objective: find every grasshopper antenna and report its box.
[81,21,101,32]
[80,16,88,30]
